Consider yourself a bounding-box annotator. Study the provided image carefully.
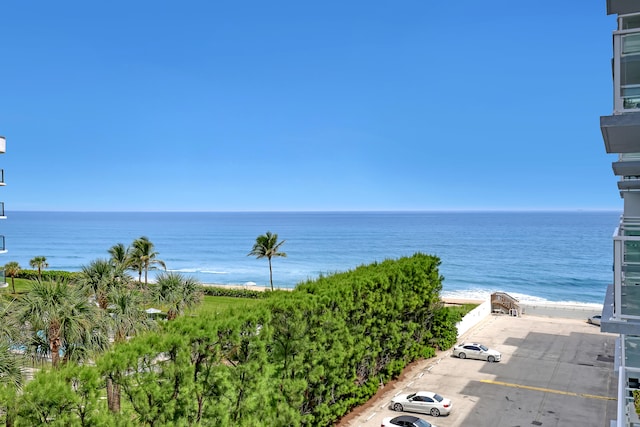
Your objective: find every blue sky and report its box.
[0,1,621,211]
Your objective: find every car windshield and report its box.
[433,394,443,402]
[415,420,432,427]
[479,344,489,351]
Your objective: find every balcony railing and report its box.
[612,217,640,320]
[613,14,640,113]
[621,153,640,161]
[619,364,640,427]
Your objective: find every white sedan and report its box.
[382,415,437,427]
[587,315,601,326]
[452,342,501,362]
[389,391,452,417]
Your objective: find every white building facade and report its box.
[600,1,640,426]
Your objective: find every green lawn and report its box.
[1,279,264,316]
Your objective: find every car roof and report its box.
[414,391,437,397]
[392,415,421,422]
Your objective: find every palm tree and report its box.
[108,243,132,270]
[0,340,23,427]
[28,256,48,280]
[248,231,287,291]
[4,262,20,294]
[131,237,166,286]
[105,287,154,413]
[151,272,202,320]
[15,279,103,368]
[78,259,130,310]
[109,288,154,342]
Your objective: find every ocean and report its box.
[0,211,620,305]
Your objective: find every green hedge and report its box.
[7,253,460,427]
[95,253,459,426]
[15,269,81,282]
[198,285,269,299]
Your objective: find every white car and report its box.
[587,315,601,326]
[452,342,501,362]
[382,415,436,427]
[389,391,452,417]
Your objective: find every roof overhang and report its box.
[608,0,640,15]
[601,114,640,153]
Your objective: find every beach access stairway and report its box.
[491,292,521,317]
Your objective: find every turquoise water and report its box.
[1,211,620,304]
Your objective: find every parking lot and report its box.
[340,314,617,427]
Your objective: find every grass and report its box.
[1,278,265,316]
[445,302,479,317]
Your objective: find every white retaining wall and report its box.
[455,299,491,337]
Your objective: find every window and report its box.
[621,14,640,30]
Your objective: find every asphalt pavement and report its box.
[339,312,617,427]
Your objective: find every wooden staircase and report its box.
[491,292,521,316]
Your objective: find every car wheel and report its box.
[393,403,403,412]
[458,352,466,359]
[488,355,495,363]
[430,408,440,417]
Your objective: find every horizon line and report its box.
[6,208,623,214]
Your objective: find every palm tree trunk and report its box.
[50,338,61,368]
[107,378,121,412]
[268,258,274,291]
[5,407,14,427]
[50,323,61,368]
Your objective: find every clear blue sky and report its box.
[0,1,621,211]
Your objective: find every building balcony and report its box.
[619,176,640,191]
[602,217,640,332]
[614,160,640,176]
[611,23,640,115]
[0,236,8,254]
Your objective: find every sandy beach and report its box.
[201,283,277,292]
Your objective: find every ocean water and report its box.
[0,211,620,305]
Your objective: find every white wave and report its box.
[201,270,229,275]
[441,289,494,301]
[441,289,604,308]
[167,268,199,273]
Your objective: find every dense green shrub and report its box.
[6,253,460,426]
[198,285,269,299]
